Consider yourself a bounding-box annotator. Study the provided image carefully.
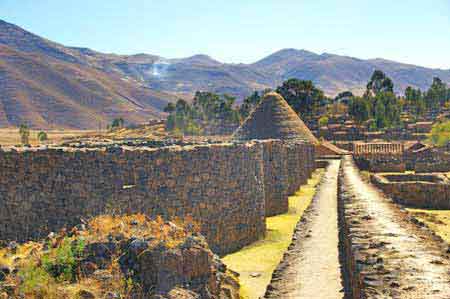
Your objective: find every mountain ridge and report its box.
[0,20,177,129]
[0,19,449,129]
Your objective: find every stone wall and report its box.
[247,140,314,217]
[370,173,450,209]
[260,141,289,217]
[413,149,450,173]
[286,142,315,195]
[353,143,406,172]
[353,155,406,172]
[354,145,450,173]
[0,140,315,255]
[339,156,450,298]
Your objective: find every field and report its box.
[0,128,97,146]
[222,169,324,299]
[408,209,450,243]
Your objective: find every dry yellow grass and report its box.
[0,128,96,146]
[222,169,324,299]
[0,214,197,299]
[408,209,450,243]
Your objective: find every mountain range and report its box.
[0,19,449,129]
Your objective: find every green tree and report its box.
[37,131,48,143]
[19,124,30,146]
[335,91,354,101]
[239,91,261,119]
[373,92,400,128]
[365,70,394,97]
[192,92,219,121]
[110,118,124,129]
[374,98,387,128]
[359,71,401,129]
[348,96,370,123]
[405,86,425,116]
[164,92,241,135]
[275,78,325,118]
[163,102,176,113]
[425,77,449,108]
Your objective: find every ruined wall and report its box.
[413,149,450,173]
[286,142,315,195]
[339,156,450,298]
[0,140,315,255]
[370,174,450,209]
[354,145,450,173]
[259,141,315,216]
[353,143,406,172]
[353,155,406,172]
[0,143,266,255]
[260,141,289,217]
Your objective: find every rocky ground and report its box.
[0,214,239,299]
[4,152,450,299]
[264,160,344,299]
[339,156,450,298]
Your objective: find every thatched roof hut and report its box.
[232,92,318,144]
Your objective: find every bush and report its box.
[318,116,329,127]
[41,237,85,282]
[430,121,450,147]
[37,131,48,143]
[18,263,55,297]
[109,118,124,131]
[17,237,85,298]
[19,124,30,146]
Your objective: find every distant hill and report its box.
[1,19,449,128]
[106,47,450,101]
[74,47,450,103]
[0,20,176,129]
[251,49,450,96]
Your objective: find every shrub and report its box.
[41,237,85,282]
[19,124,30,146]
[37,131,48,143]
[18,263,55,297]
[109,118,124,131]
[318,116,329,127]
[430,121,450,147]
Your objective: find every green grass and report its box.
[222,169,324,299]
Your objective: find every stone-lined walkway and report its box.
[265,160,344,299]
[340,156,450,298]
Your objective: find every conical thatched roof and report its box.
[233,92,319,144]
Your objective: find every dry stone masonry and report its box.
[232,92,317,216]
[353,142,450,173]
[371,173,450,209]
[0,140,314,255]
[338,156,450,298]
[353,142,406,172]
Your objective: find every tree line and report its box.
[163,79,328,135]
[163,70,450,135]
[348,72,450,129]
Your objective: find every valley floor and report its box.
[0,128,95,146]
[222,168,324,299]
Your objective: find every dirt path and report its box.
[340,156,450,298]
[265,159,344,299]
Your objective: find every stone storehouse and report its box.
[232,92,317,216]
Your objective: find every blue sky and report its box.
[1,0,450,69]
